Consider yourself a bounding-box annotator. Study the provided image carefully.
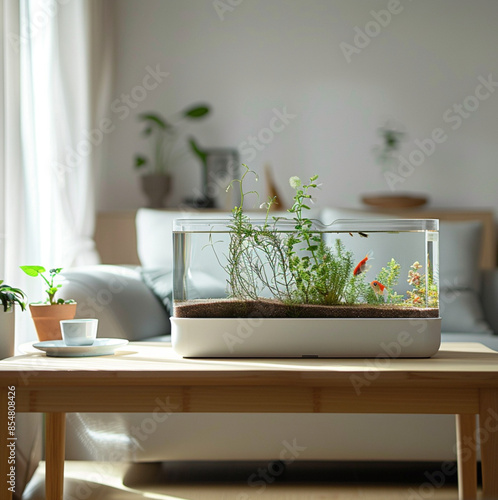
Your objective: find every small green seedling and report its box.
[20,266,74,305]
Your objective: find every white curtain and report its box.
[2,0,34,345]
[1,3,41,498]
[1,0,114,351]
[0,1,113,495]
[21,0,113,269]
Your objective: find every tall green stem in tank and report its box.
[225,165,259,299]
[286,176,320,302]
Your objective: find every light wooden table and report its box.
[1,341,498,500]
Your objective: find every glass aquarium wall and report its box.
[173,218,439,319]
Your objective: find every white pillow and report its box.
[136,208,320,269]
[136,209,231,269]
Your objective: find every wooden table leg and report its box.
[45,413,66,500]
[456,414,477,500]
[479,389,498,500]
[0,387,12,500]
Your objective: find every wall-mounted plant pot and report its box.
[141,173,172,208]
[29,303,77,342]
[0,309,15,359]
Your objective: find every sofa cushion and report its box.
[438,221,491,333]
[141,268,174,316]
[440,289,491,333]
[439,221,482,293]
[137,209,226,270]
[136,207,321,270]
[62,266,171,341]
[482,269,498,335]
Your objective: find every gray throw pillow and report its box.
[439,221,492,333]
[141,268,174,316]
[440,289,491,333]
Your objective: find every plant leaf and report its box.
[135,155,148,169]
[20,265,45,277]
[184,105,210,118]
[138,113,168,129]
[188,138,208,165]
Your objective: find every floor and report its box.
[21,460,482,499]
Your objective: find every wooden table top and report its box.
[1,342,498,389]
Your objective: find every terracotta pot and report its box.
[141,173,172,208]
[29,303,77,342]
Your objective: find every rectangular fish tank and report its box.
[171,215,440,358]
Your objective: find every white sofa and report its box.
[60,207,498,464]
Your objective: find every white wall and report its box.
[99,0,498,214]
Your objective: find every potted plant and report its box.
[20,266,76,342]
[0,281,26,358]
[171,166,441,358]
[134,104,210,208]
[362,122,427,209]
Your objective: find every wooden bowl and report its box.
[361,193,428,209]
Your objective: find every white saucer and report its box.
[33,338,129,357]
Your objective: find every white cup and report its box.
[60,319,98,346]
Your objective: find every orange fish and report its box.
[353,253,371,276]
[370,280,387,300]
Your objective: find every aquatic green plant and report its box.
[370,258,404,304]
[286,177,358,305]
[223,170,366,306]
[405,261,438,307]
[219,167,437,310]
[224,165,294,301]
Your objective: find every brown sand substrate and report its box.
[174,298,439,319]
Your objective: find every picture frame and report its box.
[203,149,240,210]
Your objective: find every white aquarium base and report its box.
[171,317,441,358]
